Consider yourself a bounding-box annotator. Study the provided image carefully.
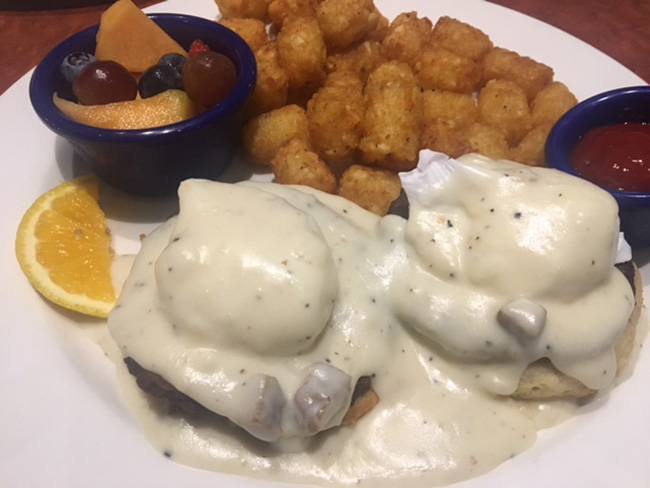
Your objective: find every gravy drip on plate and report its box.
[108,151,634,486]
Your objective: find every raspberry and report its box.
[189,39,211,57]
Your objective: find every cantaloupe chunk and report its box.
[95,0,188,73]
[54,90,201,130]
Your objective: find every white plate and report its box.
[1,1,649,487]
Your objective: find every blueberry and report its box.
[60,51,96,83]
[137,64,183,99]
[158,53,187,75]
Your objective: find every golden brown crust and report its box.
[276,15,327,90]
[342,388,380,425]
[512,264,643,400]
[430,16,493,62]
[271,138,337,193]
[480,46,554,101]
[243,104,310,164]
[338,164,402,216]
[381,12,433,68]
[358,61,422,172]
[477,79,532,146]
[245,42,290,118]
[530,81,578,127]
[218,18,269,53]
[509,122,553,167]
[316,0,380,50]
[307,71,364,165]
[415,47,481,94]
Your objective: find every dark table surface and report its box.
[0,0,648,96]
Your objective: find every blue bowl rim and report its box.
[29,13,256,145]
[546,85,650,208]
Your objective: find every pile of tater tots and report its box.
[216,0,579,215]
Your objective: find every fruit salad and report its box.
[54,0,237,130]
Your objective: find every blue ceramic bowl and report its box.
[30,13,256,197]
[545,86,650,248]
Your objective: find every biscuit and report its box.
[512,262,643,400]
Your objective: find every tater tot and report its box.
[243,105,310,164]
[359,61,422,171]
[415,46,481,94]
[268,0,316,27]
[478,79,532,146]
[362,7,389,42]
[381,12,433,68]
[463,122,510,160]
[276,15,327,90]
[271,138,337,193]
[430,16,493,61]
[338,164,402,216]
[422,90,478,129]
[325,40,386,82]
[218,18,268,53]
[420,120,472,159]
[510,122,553,166]
[530,81,578,127]
[245,42,290,118]
[220,1,574,209]
[215,0,270,19]
[481,47,554,100]
[307,71,364,167]
[316,0,380,49]
[288,84,323,109]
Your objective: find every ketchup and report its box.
[571,123,650,192]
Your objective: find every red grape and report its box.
[182,51,237,107]
[72,60,137,105]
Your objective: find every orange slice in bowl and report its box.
[15,175,116,318]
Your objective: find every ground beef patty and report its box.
[123,357,379,428]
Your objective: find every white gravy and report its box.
[107,151,635,486]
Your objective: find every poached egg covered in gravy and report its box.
[107,150,636,486]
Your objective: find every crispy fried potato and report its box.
[422,90,478,129]
[481,47,554,100]
[288,84,323,109]
[268,0,316,27]
[271,138,337,193]
[307,71,364,168]
[421,120,472,159]
[316,0,380,49]
[362,7,389,42]
[463,122,510,160]
[530,81,578,127]
[415,46,481,94]
[478,79,532,146]
[221,0,577,203]
[381,12,433,68]
[245,42,290,117]
[243,104,310,164]
[430,16,493,61]
[218,18,269,53]
[510,122,553,166]
[359,61,422,171]
[276,15,327,90]
[325,40,386,82]
[215,0,270,19]
[338,164,402,216]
